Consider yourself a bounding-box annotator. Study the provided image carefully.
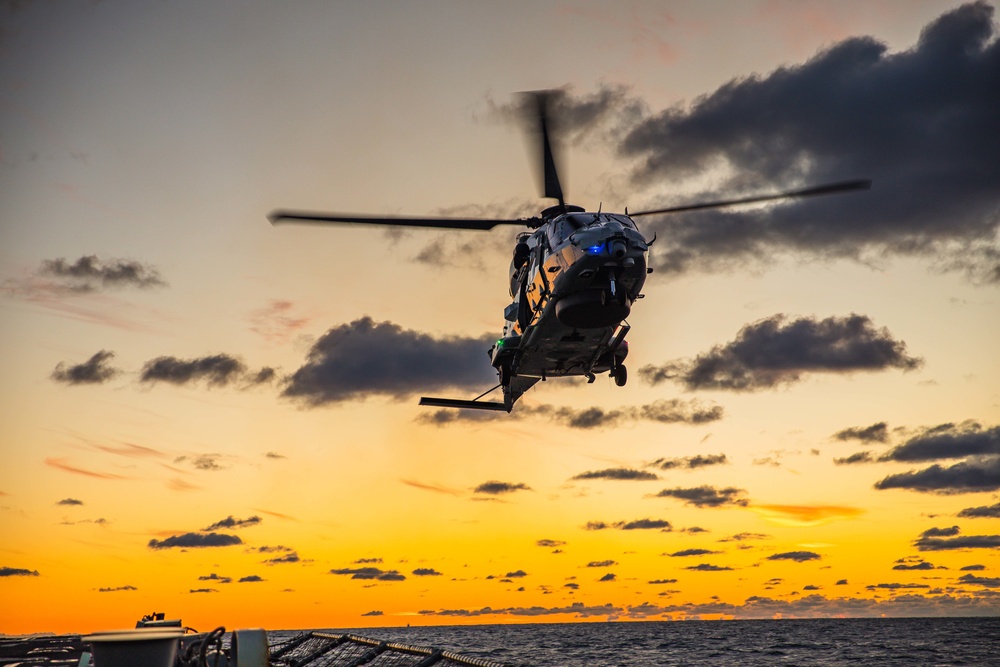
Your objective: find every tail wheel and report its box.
[613,364,627,387]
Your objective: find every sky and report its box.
[1,0,999,635]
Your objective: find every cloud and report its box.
[420,398,724,428]
[611,3,1000,282]
[355,557,383,564]
[1,566,40,577]
[598,573,616,582]
[201,515,262,531]
[914,526,1000,551]
[39,255,165,291]
[282,317,497,406]
[572,468,659,481]
[834,422,889,444]
[412,568,443,576]
[958,502,1000,518]
[654,485,748,508]
[400,479,464,496]
[175,454,229,472]
[669,549,721,557]
[958,574,1000,588]
[879,422,1000,462]
[198,573,232,584]
[473,481,531,495]
[640,314,921,391]
[190,588,218,594]
[834,451,876,465]
[875,456,1000,494]
[247,299,313,344]
[720,532,771,542]
[892,558,939,571]
[649,454,727,470]
[685,564,733,572]
[330,567,406,581]
[239,575,265,583]
[766,551,822,562]
[57,498,83,506]
[263,552,301,565]
[537,539,566,548]
[140,354,271,388]
[97,585,137,592]
[587,560,617,568]
[148,532,243,549]
[420,602,622,619]
[51,350,120,385]
[649,579,678,584]
[505,570,528,578]
[361,610,384,617]
[866,583,931,591]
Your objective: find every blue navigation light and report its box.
[586,243,603,255]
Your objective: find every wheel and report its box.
[499,365,511,387]
[613,364,627,387]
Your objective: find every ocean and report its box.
[274,617,1000,666]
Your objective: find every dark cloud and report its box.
[330,567,405,581]
[879,422,1000,462]
[766,551,821,562]
[97,585,137,592]
[40,255,165,291]
[57,498,83,506]
[505,570,528,578]
[649,579,678,584]
[654,485,749,508]
[572,467,659,481]
[536,539,566,548]
[239,575,265,583]
[190,588,218,594]
[361,610,384,617]
[669,549,721,557]
[685,564,733,571]
[958,502,1000,518]
[598,573,616,582]
[420,602,622,619]
[640,314,921,391]
[263,552,301,565]
[174,454,228,472]
[587,560,617,568]
[282,317,497,406]
[51,350,120,385]
[140,354,258,387]
[616,518,672,531]
[892,558,939,571]
[874,456,1000,494]
[419,398,724,429]
[198,573,232,584]
[354,557,383,564]
[834,422,889,444]
[613,3,1000,282]
[412,568,443,576]
[914,526,1000,551]
[960,564,986,571]
[201,515,262,531]
[720,532,770,542]
[1,566,40,577]
[958,574,1000,587]
[474,481,531,495]
[866,583,931,591]
[148,532,243,549]
[649,454,727,470]
[834,451,876,465]
[253,545,292,553]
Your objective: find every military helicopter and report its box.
[269,92,870,412]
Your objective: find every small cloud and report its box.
[587,560,617,568]
[668,549,720,557]
[766,551,821,563]
[51,350,120,385]
[148,532,243,550]
[201,515,262,531]
[914,526,1000,551]
[505,570,528,578]
[413,568,443,576]
[140,354,268,388]
[330,567,405,581]
[572,468,659,481]
[263,552,301,565]
[649,579,678,584]
[265,451,286,459]
[0,567,40,577]
[97,585,137,592]
[239,575,265,583]
[958,502,1000,518]
[598,573,616,582]
[654,485,748,508]
[685,564,733,571]
[649,454,727,470]
[355,557,383,564]
[361,610,384,617]
[198,573,232,584]
[189,588,219,594]
[57,498,84,506]
[474,481,531,495]
[536,539,566,548]
[834,422,889,443]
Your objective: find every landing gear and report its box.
[499,364,512,387]
[612,364,627,387]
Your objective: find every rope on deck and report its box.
[270,632,511,667]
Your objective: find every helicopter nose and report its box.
[609,239,627,260]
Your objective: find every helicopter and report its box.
[269,91,870,412]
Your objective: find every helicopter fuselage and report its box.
[489,206,650,407]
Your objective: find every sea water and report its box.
[274,617,1000,666]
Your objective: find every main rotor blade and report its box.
[268,210,540,231]
[524,91,566,209]
[629,179,872,217]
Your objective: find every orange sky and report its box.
[2,0,999,635]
